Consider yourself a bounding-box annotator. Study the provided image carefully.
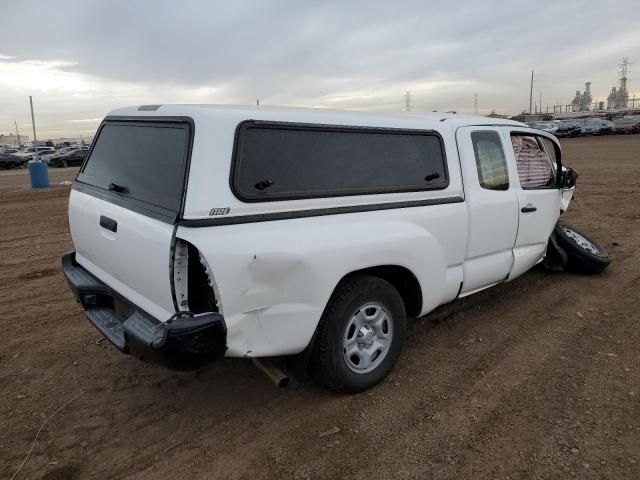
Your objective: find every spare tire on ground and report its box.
[553,222,610,275]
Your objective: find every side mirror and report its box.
[560,167,578,189]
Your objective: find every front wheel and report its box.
[311,274,407,393]
[555,222,610,275]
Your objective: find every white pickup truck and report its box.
[62,105,608,393]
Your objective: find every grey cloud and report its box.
[0,0,638,137]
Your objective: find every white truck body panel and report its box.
[66,104,571,359]
[177,202,467,356]
[69,189,176,321]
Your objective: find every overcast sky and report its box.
[1,0,638,138]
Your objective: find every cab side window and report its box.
[511,135,555,188]
[471,131,509,190]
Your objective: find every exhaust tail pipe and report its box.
[252,358,290,388]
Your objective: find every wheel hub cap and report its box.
[563,227,600,255]
[343,303,393,374]
[357,324,376,345]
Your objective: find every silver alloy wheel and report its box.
[563,227,600,255]
[343,303,393,374]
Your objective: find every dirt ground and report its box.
[1,136,639,480]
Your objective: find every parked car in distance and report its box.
[41,149,65,165]
[599,119,614,135]
[527,121,559,135]
[613,116,640,134]
[555,121,582,137]
[0,148,19,155]
[12,146,55,160]
[62,105,608,393]
[49,148,87,168]
[581,118,605,135]
[42,147,76,165]
[0,153,26,169]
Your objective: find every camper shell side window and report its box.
[231,121,449,202]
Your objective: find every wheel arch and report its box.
[290,264,422,379]
[332,265,423,320]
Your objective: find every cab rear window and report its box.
[77,121,190,213]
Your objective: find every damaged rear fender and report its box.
[176,216,453,357]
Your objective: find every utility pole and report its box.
[29,96,38,161]
[27,95,49,190]
[405,91,411,112]
[14,121,21,146]
[539,91,542,115]
[474,93,478,115]
[529,70,534,114]
[256,98,260,107]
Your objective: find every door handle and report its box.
[99,215,117,232]
[521,205,537,213]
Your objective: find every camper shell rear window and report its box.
[231,121,449,202]
[77,119,192,217]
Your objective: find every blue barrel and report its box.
[28,161,50,189]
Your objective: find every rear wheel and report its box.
[62,159,69,168]
[554,222,610,275]
[311,274,407,393]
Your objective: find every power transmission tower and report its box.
[620,57,630,81]
[474,93,478,115]
[405,91,411,112]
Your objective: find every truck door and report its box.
[456,127,519,294]
[506,130,562,278]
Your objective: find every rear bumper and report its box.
[62,251,227,370]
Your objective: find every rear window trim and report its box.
[75,116,195,223]
[230,120,450,203]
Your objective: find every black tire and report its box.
[7,161,16,169]
[62,159,69,168]
[311,274,407,393]
[554,222,610,275]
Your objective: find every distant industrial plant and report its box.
[553,58,636,114]
[568,58,632,112]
